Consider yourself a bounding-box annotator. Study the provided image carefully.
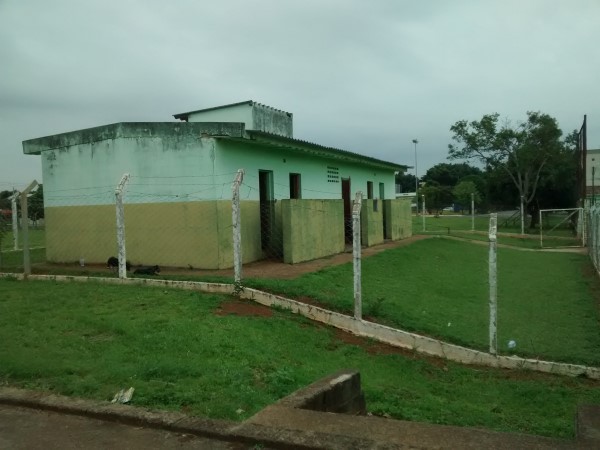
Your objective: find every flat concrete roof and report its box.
[23,122,408,171]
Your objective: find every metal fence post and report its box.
[232,169,245,287]
[489,213,498,355]
[20,180,38,277]
[353,191,363,320]
[115,173,130,279]
[10,191,19,250]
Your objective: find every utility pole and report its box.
[412,139,419,215]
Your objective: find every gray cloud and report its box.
[1,0,598,190]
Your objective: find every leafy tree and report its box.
[422,163,482,187]
[395,172,417,193]
[458,174,487,209]
[420,182,453,216]
[0,214,8,267]
[27,185,44,226]
[452,181,481,213]
[0,190,12,210]
[449,112,567,227]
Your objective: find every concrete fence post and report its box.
[471,192,475,231]
[10,191,19,250]
[20,180,38,277]
[489,213,498,355]
[353,191,363,320]
[115,173,130,279]
[520,195,525,235]
[422,194,426,232]
[232,169,245,287]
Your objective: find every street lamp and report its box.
[412,139,419,215]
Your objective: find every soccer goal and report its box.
[539,208,585,249]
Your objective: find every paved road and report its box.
[0,405,250,450]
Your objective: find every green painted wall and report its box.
[216,140,398,201]
[384,199,413,240]
[281,199,345,264]
[361,199,384,247]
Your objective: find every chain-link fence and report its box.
[4,176,599,367]
[588,204,600,272]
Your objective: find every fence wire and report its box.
[588,205,600,272]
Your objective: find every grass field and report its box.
[1,226,596,365]
[0,228,46,271]
[246,238,600,366]
[1,278,598,439]
[414,214,582,248]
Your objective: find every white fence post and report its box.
[520,195,525,235]
[115,173,130,279]
[232,169,245,287]
[471,192,475,231]
[10,191,19,250]
[489,213,498,355]
[422,194,426,232]
[20,180,38,277]
[353,191,363,320]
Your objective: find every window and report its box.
[327,166,340,183]
[289,173,301,199]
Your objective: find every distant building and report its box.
[586,148,600,206]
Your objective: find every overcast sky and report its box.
[1,0,599,191]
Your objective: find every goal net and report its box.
[539,208,585,249]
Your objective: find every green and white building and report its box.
[23,101,412,269]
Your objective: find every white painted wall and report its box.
[187,103,253,127]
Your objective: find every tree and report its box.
[0,190,12,210]
[0,214,8,267]
[422,163,482,187]
[452,181,481,213]
[395,172,416,193]
[420,182,453,216]
[449,112,566,227]
[27,185,44,227]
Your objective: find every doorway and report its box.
[259,170,274,252]
[342,178,352,243]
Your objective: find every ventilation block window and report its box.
[327,166,340,183]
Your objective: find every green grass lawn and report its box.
[246,238,600,366]
[1,278,598,439]
[0,228,46,250]
[412,215,581,249]
[0,228,46,271]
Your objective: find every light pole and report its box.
[412,139,418,215]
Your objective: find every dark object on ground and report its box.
[134,265,160,276]
[107,257,131,271]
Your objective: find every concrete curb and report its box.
[2,272,599,380]
[0,387,330,449]
[2,380,590,450]
[0,386,386,449]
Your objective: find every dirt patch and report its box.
[331,328,449,369]
[215,299,273,317]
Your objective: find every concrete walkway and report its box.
[0,404,246,450]
[2,374,598,450]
